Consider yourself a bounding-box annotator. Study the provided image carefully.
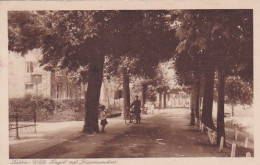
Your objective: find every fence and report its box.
[9,112,37,139]
[198,121,253,157]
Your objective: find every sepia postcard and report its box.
[0,0,260,165]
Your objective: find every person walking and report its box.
[130,95,141,124]
[99,105,108,133]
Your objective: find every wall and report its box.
[8,50,51,98]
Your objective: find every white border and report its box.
[0,1,260,165]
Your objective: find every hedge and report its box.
[9,95,84,121]
[9,95,122,122]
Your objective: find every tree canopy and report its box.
[8,10,179,133]
[174,10,253,85]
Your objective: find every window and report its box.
[66,85,70,98]
[56,85,61,98]
[26,62,34,73]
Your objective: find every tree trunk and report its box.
[142,83,148,109]
[217,63,225,145]
[199,73,205,121]
[231,105,234,116]
[159,92,162,109]
[163,92,167,109]
[190,86,195,126]
[201,66,216,130]
[194,77,200,123]
[82,82,86,99]
[123,67,130,118]
[83,54,104,134]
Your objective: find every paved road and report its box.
[22,108,229,158]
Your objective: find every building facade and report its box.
[9,50,84,99]
[8,50,116,103]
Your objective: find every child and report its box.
[99,105,108,133]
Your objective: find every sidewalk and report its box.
[9,121,84,158]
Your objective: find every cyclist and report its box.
[130,95,141,124]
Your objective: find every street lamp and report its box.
[31,74,42,133]
[31,74,42,93]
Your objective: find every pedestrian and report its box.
[99,105,108,133]
[130,95,141,124]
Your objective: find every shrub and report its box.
[106,103,122,112]
[51,99,85,121]
[9,94,55,121]
[9,96,123,121]
[104,103,122,118]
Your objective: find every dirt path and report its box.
[24,108,229,158]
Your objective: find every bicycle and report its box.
[125,108,136,125]
[124,108,141,125]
